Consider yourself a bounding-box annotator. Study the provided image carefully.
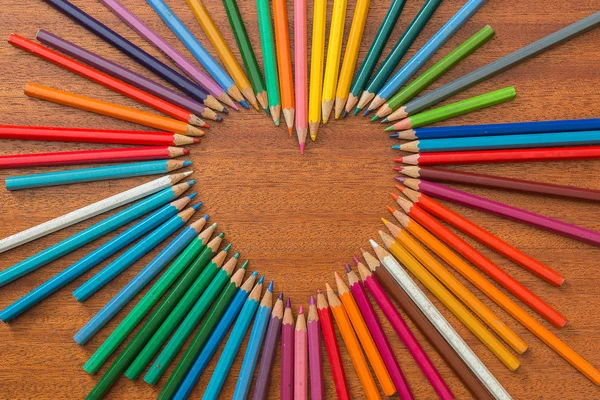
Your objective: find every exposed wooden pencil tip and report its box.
[325,282,333,292]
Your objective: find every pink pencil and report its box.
[307,296,324,400]
[294,0,308,153]
[294,305,308,399]
[281,298,294,400]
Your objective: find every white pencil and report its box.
[0,172,192,254]
[369,240,512,400]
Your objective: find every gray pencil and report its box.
[396,11,600,118]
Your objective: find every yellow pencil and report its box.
[379,230,521,372]
[334,0,370,119]
[309,0,327,141]
[185,0,259,110]
[321,0,347,124]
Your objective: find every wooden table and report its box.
[0,0,599,398]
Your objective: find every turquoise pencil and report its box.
[232,282,275,400]
[5,160,191,190]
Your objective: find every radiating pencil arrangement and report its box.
[0,0,599,398]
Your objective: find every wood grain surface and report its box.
[0,0,599,399]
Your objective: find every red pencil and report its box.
[0,146,187,169]
[396,146,600,165]
[0,125,198,146]
[316,290,350,400]
[8,33,209,128]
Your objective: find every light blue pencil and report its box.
[5,160,192,191]
[73,210,204,345]
[73,204,202,302]
[0,180,194,289]
[147,0,242,104]
[366,0,487,113]
[0,193,195,323]
[173,272,258,400]
[232,281,275,400]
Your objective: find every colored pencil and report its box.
[185,0,258,110]
[366,0,487,114]
[281,298,295,400]
[294,305,308,400]
[72,207,205,302]
[252,293,285,400]
[74,217,207,347]
[84,223,217,374]
[99,0,236,109]
[386,86,516,131]
[326,283,381,400]
[405,179,600,248]
[398,130,600,152]
[25,84,204,137]
[335,272,395,396]
[397,166,600,202]
[0,191,194,322]
[294,0,308,152]
[334,0,370,119]
[232,283,275,400]
[346,0,406,114]
[126,247,236,379]
[0,173,188,256]
[36,30,221,121]
[273,0,295,133]
[316,290,351,400]
[221,0,267,111]
[347,262,413,399]
[392,195,568,328]
[357,261,453,399]
[146,0,243,107]
[171,273,258,400]
[321,0,347,123]
[307,296,324,400]
[308,0,326,141]
[392,118,600,140]
[6,160,191,191]
[156,265,245,399]
[9,34,208,127]
[256,0,281,124]
[203,277,266,399]
[41,0,222,111]
[378,25,495,121]
[367,244,512,399]
[398,11,600,118]
[382,220,528,357]
[395,184,566,285]
[355,0,441,113]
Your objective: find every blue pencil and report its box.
[173,272,258,400]
[366,0,487,114]
[0,194,195,323]
[232,282,275,400]
[390,118,600,140]
[5,160,192,191]
[0,181,194,289]
[397,129,600,153]
[147,0,244,106]
[73,209,204,345]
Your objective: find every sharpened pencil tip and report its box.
[381,218,390,225]
[317,289,322,294]
[396,177,406,183]
[363,108,372,117]
[334,271,341,281]
[353,107,361,116]
[279,292,284,300]
[390,133,399,138]
[370,115,379,122]
[191,202,203,210]
[310,296,314,305]
[218,232,225,238]
[359,248,366,255]
[233,252,240,259]
[231,103,239,111]
[369,239,378,247]
[298,305,304,314]
[188,180,196,185]
[187,192,197,200]
[381,118,389,124]
[384,125,394,132]
[268,280,274,292]
[286,298,291,307]
[240,260,249,269]
[251,271,258,277]
[341,110,348,119]
[221,108,229,114]
[310,134,316,142]
[353,256,360,264]
[391,192,399,201]
[203,214,210,220]
[345,263,351,273]
[240,100,249,109]
[183,161,193,167]
[288,127,293,136]
[392,145,400,150]
[216,115,223,122]
[387,205,396,214]
[224,243,232,251]
[258,275,265,284]
[299,142,305,154]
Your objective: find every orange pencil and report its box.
[272,0,295,134]
[335,272,396,396]
[326,283,381,400]
[25,83,204,137]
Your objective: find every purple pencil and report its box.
[99,0,237,110]
[35,29,222,121]
[403,178,600,247]
[281,298,294,400]
[307,296,324,400]
[252,293,284,400]
[348,261,414,399]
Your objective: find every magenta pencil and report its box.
[281,298,294,400]
[294,0,308,153]
[348,261,413,399]
[294,305,308,400]
[307,297,324,400]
